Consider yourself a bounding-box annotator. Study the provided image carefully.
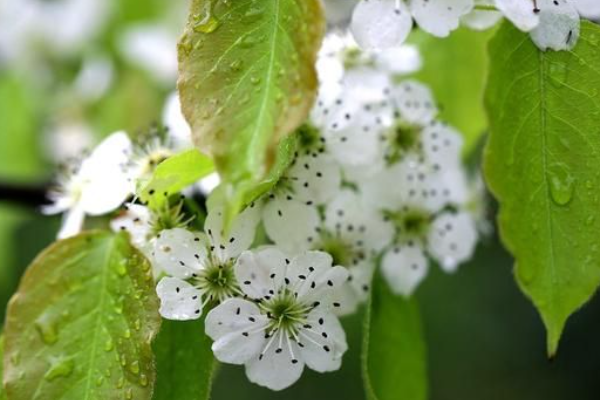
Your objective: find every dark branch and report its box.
[0,182,51,208]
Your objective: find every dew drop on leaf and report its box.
[547,166,576,206]
[43,356,74,381]
[34,311,59,345]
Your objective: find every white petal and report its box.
[110,204,152,246]
[78,131,133,215]
[57,204,85,239]
[409,0,474,37]
[495,0,540,31]
[205,204,260,261]
[245,332,304,391]
[530,0,580,51]
[287,153,342,205]
[351,0,414,49]
[324,0,360,24]
[205,298,268,364]
[420,122,464,171]
[300,311,348,372]
[427,211,478,272]
[573,0,600,19]
[391,80,438,126]
[322,106,384,168]
[156,277,203,320]
[235,247,288,300]
[461,0,502,30]
[153,228,206,279]
[287,252,349,304]
[162,92,192,148]
[262,197,319,254]
[374,44,423,74]
[381,245,429,296]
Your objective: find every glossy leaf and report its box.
[362,272,427,400]
[177,0,324,212]
[140,149,215,208]
[153,319,215,400]
[410,26,496,155]
[3,231,161,399]
[484,21,600,356]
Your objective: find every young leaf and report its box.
[3,231,161,400]
[140,149,215,208]
[153,319,215,400]
[410,26,497,155]
[177,0,324,210]
[362,272,427,400]
[484,21,600,356]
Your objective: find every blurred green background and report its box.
[1,0,599,399]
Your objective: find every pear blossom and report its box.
[111,203,153,256]
[262,141,342,255]
[153,205,260,320]
[44,131,133,239]
[205,249,348,391]
[351,0,474,50]
[365,159,478,296]
[264,189,393,314]
[126,135,176,191]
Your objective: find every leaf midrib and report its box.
[82,236,116,400]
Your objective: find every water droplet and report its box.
[193,4,220,34]
[589,33,599,46]
[548,164,575,206]
[129,361,140,375]
[229,59,243,72]
[125,388,133,399]
[96,376,104,387]
[44,356,74,381]
[105,338,114,352]
[549,61,568,87]
[35,311,59,344]
[115,260,127,277]
[117,376,125,389]
[123,329,131,339]
[250,76,261,85]
[140,373,149,387]
[244,4,265,22]
[586,215,595,226]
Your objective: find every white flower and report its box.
[461,0,503,30]
[111,203,153,256]
[351,0,474,49]
[44,131,133,239]
[365,160,478,296]
[153,205,260,320]
[118,24,178,85]
[264,189,393,315]
[529,0,580,51]
[262,146,342,255]
[573,0,600,19]
[126,135,177,191]
[495,0,540,31]
[205,249,349,391]
[323,0,360,25]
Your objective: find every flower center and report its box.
[385,121,421,164]
[386,208,431,239]
[194,259,238,303]
[261,290,311,336]
[150,202,192,237]
[315,232,364,267]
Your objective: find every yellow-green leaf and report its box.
[177,0,324,212]
[3,231,161,400]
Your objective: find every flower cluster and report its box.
[347,0,588,52]
[43,31,488,392]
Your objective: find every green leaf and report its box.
[362,272,427,400]
[484,21,600,356]
[153,319,215,400]
[140,149,215,208]
[410,26,497,155]
[177,0,324,211]
[3,231,161,400]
